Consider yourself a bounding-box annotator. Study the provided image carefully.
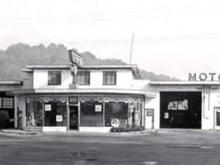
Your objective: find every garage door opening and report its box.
[160,92,201,129]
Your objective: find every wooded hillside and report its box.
[0,43,178,81]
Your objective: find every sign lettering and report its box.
[188,73,220,81]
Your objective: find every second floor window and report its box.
[103,71,117,85]
[48,71,61,85]
[77,71,90,85]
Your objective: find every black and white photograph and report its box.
[1,0,220,164]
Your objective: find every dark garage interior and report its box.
[160,92,201,129]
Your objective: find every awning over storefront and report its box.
[35,88,156,98]
[10,88,156,98]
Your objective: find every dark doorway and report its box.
[160,92,201,129]
[0,92,14,128]
[69,106,78,130]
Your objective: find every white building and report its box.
[11,63,154,132]
[1,51,220,132]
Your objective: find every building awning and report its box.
[0,81,22,85]
[10,88,156,98]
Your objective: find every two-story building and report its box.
[11,62,154,132]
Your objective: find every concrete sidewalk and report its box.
[0,129,41,136]
[0,128,157,137]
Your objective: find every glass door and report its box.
[69,106,78,130]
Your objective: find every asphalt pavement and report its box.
[0,129,220,165]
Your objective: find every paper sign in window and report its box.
[56,115,63,122]
[95,105,102,112]
[45,104,51,111]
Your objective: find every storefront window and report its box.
[105,102,128,127]
[44,101,67,126]
[26,100,43,127]
[80,102,103,127]
[0,98,2,108]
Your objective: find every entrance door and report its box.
[69,106,78,130]
[214,107,220,129]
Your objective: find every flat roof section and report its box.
[26,64,137,70]
[0,81,22,85]
[149,81,220,86]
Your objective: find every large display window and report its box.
[105,102,128,127]
[44,101,67,126]
[26,100,43,127]
[80,102,103,127]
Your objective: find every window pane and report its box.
[168,99,188,111]
[217,111,220,126]
[44,102,67,126]
[0,98,2,108]
[3,98,13,109]
[103,71,116,85]
[26,101,43,127]
[80,102,103,126]
[48,71,61,85]
[105,102,128,126]
[77,71,90,85]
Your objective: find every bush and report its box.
[0,111,10,129]
[110,126,145,133]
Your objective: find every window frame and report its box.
[48,71,62,86]
[77,70,90,85]
[103,71,117,85]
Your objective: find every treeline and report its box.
[0,43,177,81]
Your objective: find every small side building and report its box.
[0,81,22,128]
[145,81,220,130]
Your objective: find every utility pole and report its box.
[129,32,135,64]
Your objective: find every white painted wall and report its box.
[34,69,72,89]
[204,87,220,130]
[145,85,204,129]
[33,69,135,89]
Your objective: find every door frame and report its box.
[214,107,220,129]
[68,105,79,131]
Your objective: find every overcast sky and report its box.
[1,0,220,80]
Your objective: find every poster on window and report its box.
[95,105,102,112]
[56,115,63,122]
[45,104,51,111]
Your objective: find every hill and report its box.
[0,43,178,81]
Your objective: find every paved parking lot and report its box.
[1,129,220,165]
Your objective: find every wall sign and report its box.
[146,110,153,116]
[189,73,220,81]
[164,112,169,119]
[45,104,51,111]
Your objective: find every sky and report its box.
[0,0,220,80]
